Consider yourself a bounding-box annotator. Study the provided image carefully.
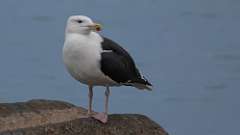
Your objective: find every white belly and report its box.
[63,33,117,86]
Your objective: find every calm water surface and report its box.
[0,0,239,135]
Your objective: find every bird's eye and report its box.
[77,20,83,23]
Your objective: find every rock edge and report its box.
[0,99,168,135]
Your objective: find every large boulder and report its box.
[0,99,168,135]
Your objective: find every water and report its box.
[0,0,240,135]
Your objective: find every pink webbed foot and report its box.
[93,112,108,123]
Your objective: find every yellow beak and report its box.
[89,23,102,32]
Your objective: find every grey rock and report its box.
[0,99,168,135]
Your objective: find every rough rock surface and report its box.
[0,99,168,135]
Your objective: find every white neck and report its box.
[65,28,91,36]
[65,31,103,43]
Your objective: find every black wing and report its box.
[100,37,151,86]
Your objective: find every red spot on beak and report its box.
[96,27,101,31]
[95,23,102,32]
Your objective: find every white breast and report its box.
[63,32,117,86]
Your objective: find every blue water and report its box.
[0,0,240,135]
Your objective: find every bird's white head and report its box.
[65,15,102,35]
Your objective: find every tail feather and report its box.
[132,83,152,91]
[124,77,153,91]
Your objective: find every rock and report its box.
[0,99,168,135]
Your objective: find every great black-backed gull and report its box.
[63,15,152,123]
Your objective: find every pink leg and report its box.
[87,85,93,117]
[93,86,110,123]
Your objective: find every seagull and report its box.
[63,15,152,123]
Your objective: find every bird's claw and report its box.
[92,112,108,123]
